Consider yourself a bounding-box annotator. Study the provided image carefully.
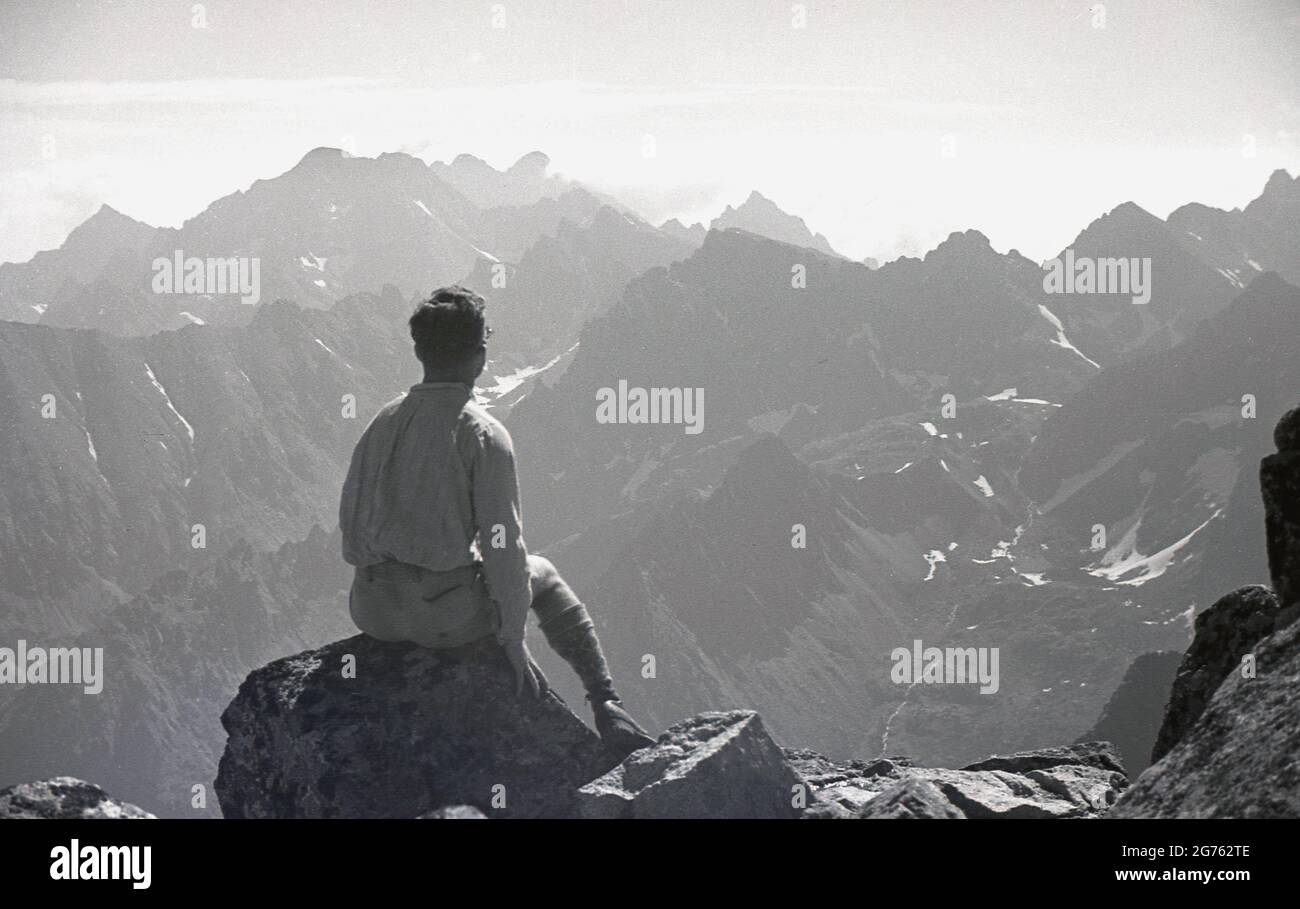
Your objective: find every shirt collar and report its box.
[409,381,473,392]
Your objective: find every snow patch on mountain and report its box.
[144,364,195,443]
[1038,304,1101,369]
[1086,509,1224,587]
[922,549,947,581]
[1013,397,1059,406]
[314,338,353,370]
[483,344,574,398]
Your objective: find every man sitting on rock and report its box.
[339,285,656,755]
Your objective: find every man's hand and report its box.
[500,638,545,698]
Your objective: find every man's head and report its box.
[409,285,490,383]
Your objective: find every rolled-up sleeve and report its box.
[470,421,532,642]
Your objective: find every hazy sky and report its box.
[1,0,1297,265]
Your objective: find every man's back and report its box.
[339,380,533,641]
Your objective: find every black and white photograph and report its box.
[0,0,1296,891]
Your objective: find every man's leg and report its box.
[527,554,655,753]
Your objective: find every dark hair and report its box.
[409,286,490,366]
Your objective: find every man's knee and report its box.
[527,554,559,589]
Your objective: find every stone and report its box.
[0,777,155,819]
[961,741,1126,776]
[418,805,487,819]
[215,634,618,818]
[1150,585,1280,763]
[577,710,806,819]
[856,778,963,819]
[783,747,908,814]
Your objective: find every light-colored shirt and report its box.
[338,381,532,642]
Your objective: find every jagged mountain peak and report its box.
[59,203,155,247]
[1098,200,1165,230]
[293,146,354,170]
[450,152,491,167]
[710,191,844,258]
[923,228,994,262]
[509,150,551,175]
[1261,167,1299,198]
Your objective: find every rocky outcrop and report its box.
[1113,616,1300,817]
[215,635,619,818]
[960,742,1126,775]
[216,631,1133,819]
[1262,403,1300,627]
[904,765,1125,819]
[0,778,155,819]
[1076,651,1182,778]
[795,743,1127,819]
[1150,585,1280,763]
[577,711,805,819]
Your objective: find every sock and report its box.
[533,587,617,704]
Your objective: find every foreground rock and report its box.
[1263,403,1300,627]
[1150,585,1280,763]
[216,635,618,818]
[797,742,1127,819]
[578,711,805,818]
[580,715,1126,820]
[1113,617,1300,818]
[784,749,913,813]
[0,778,155,819]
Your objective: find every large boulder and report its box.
[577,711,806,818]
[0,777,155,819]
[1150,585,1280,763]
[216,635,619,818]
[1112,617,1300,818]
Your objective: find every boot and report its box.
[590,697,656,756]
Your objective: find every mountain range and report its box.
[0,152,1296,812]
